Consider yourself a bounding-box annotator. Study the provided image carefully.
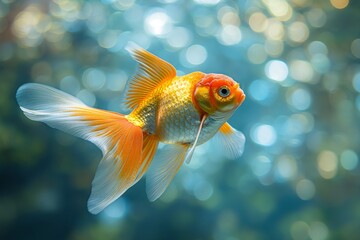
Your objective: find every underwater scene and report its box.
[1,0,360,239]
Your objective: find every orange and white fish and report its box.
[16,47,246,214]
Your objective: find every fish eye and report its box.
[218,86,230,97]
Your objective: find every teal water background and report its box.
[1,0,360,239]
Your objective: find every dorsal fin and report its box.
[125,46,176,109]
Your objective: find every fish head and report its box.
[194,73,245,114]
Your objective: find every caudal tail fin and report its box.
[16,83,158,214]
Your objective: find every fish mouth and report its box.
[235,87,246,105]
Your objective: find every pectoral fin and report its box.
[146,144,189,202]
[211,122,245,159]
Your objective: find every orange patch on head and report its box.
[194,73,245,114]
[198,74,234,86]
[235,87,246,105]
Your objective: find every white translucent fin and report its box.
[17,84,83,130]
[210,122,246,159]
[16,83,144,214]
[185,115,207,164]
[146,144,188,202]
[17,83,117,153]
[16,83,106,147]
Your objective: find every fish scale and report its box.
[128,72,229,145]
[127,72,200,143]
[156,74,200,144]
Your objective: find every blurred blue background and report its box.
[1,0,360,239]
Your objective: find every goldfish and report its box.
[16,46,246,214]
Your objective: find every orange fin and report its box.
[211,122,246,159]
[146,144,189,201]
[219,122,234,135]
[133,133,159,185]
[73,108,144,214]
[16,83,145,214]
[125,46,176,109]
